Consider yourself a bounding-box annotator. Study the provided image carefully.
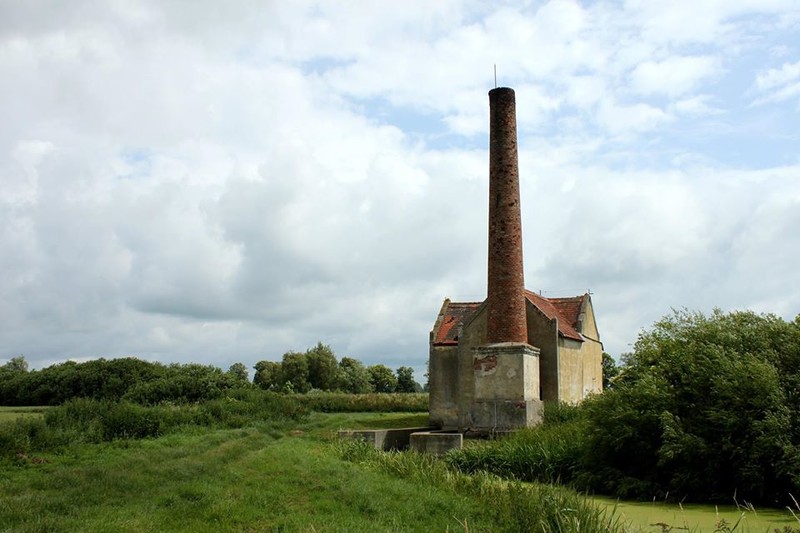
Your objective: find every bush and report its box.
[580,309,800,504]
[297,392,427,413]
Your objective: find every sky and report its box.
[1,0,799,380]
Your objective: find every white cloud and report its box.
[596,99,673,136]
[0,0,799,375]
[753,59,800,105]
[630,56,721,97]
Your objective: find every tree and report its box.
[1,355,28,373]
[336,357,372,394]
[582,309,800,504]
[367,364,397,393]
[227,362,249,382]
[253,361,282,390]
[395,366,418,393]
[305,342,338,391]
[280,351,310,393]
[601,352,618,389]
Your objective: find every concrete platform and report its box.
[409,431,463,456]
[337,427,435,451]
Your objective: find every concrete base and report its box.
[337,427,435,451]
[470,399,542,432]
[471,342,542,431]
[409,431,463,456]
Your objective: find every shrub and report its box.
[297,392,427,413]
[580,309,800,504]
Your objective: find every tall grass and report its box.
[447,402,587,486]
[0,390,426,460]
[296,392,428,413]
[0,393,309,459]
[337,439,624,533]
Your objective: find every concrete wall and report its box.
[557,338,585,403]
[577,296,603,397]
[556,297,603,402]
[581,338,603,396]
[428,342,460,428]
[457,305,488,429]
[525,301,559,402]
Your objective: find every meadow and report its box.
[0,399,617,532]
[2,401,799,533]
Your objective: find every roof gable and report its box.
[524,291,584,341]
[432,301,482,346]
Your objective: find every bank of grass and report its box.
[337,439,625,533]
[0,410,517,532]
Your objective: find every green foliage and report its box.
[367,364,397,393]
[226,362,249,382]
[394,366,419,393]
[448,415,587,486]
[1,391,310,459]
[253,360,282,390]
[296,392,427,413]
[280,351,311,393]
[305,342,339,391]
[1,355,28,373]
[337,440,625,533]
[0,357,176,405]
[336,357,372,393]
[123,363,240,404]
[601,352,619,389]
[581,309,800,503]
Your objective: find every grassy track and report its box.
[0,412,502,532]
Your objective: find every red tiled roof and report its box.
[525,291,584,341]
[433,301,482,345]
[432,292,587,346]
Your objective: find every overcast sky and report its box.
[2,1,799,379]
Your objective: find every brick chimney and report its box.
[486,87,527,344]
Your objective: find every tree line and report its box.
[253,342,421,394]
[0,343,422,406]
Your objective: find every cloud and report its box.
[0,0,799,378]
[630,56,721,97]
[753,59,800,105]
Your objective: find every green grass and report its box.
[3,404,797,532]
[0,406,49,423]
[0,412,500,532]
[592,496,800,532]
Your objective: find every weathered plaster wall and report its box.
[577,297,603,396]
[557,338,585,403]
[581,338,603,396]
[428,341,460,428]
[457,305,488,429]
[525,301,559,401]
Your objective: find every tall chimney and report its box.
[486,87,527,344]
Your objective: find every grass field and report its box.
[0,406,49,423]
[0,411,507,532]
[2,405,798,532]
